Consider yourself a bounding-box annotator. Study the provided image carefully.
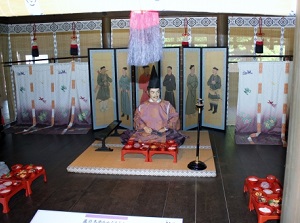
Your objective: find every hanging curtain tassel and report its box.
[255,17,264,54]
[182,17,189,47]
[255,39,263,53]
[70,22,78,56]
[32,23,39,57]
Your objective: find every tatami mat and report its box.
[67,131,216,177]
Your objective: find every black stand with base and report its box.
[94,120,122,152]
[188,99,207,171]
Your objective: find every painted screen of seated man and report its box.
[120,66,186,146]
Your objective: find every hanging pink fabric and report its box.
[129,11,160,29]
[127,11,162,66]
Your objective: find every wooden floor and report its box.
[0,127,285,223]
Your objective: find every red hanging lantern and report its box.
[182,17,189,47]
[32,23,39,57]
[70,22,78,56]
[255,17,264,54]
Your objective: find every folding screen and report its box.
[116,48,134,129]
[201,47,228,130]
[160,47,180,112]
[182,48,201,130]
[88,47,228,132]
[88,49,117,130]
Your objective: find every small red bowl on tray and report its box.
[253,191,263,197]
[272,182,282,194]
[127,140,135,145]
[258,205,274,215]
[1,172,13,179]
[152,142,161,147]
[0,188,11,195]
[166,140,175,145]
[13,181,21,186]
[252,187,261,191]
[23,164,37,174]
[24,164,35,170]
[14,169,29,179]
[263,189,274,196]
[255,195,267,204]
[168,146,177,151]
[35,166,43,172]
[247,176,259,185]
[133,143,141,149]
[268,198,281,209]
[11,164,23,171]
[2,181,13,187]
[150,144,158,150]
[124,144,133,150]
[266,175,276,184]
[141,144,149,150]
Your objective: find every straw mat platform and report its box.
[67,131,216,177]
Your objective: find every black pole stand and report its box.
[188,98,207,171]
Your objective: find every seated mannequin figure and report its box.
[120,66,186,146]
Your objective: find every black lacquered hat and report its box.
[147,65,160,88]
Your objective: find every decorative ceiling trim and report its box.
[229,16,295,28]
[5,20,102,34]
[0,16,296,35]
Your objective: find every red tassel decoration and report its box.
[255,17,264,54]
[32,24,39,57]
[70,22,78,56]
[182,18,189,47]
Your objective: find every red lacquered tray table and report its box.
[121,145,149,162]
[244,176,282,223]
[8,164,47,196]
[148,148,178,163]
[0,164,47,213]
[249,194,281,223]
[22,166,47,196]
[0,179,26,213]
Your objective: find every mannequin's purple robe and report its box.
[120,100,186,146]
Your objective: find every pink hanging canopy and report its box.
[127,11,162,66]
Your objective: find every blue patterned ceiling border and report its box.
[3,16,295,34]
[229,16,296,28]
[7,20,102,34]
[111,17,217,30]
[111,19,130,29]
[0,24,9,34]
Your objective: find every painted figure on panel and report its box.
[138,65,150,104]
[185,65,198,117]
[95,66,112,112]
[163,66,176,109]
[121,66,186,146]
[119,67,131,120]
[207,67,221,114]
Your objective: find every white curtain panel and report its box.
[236,61,291,145]
[71,62,91,125]
[12,62,91,129]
